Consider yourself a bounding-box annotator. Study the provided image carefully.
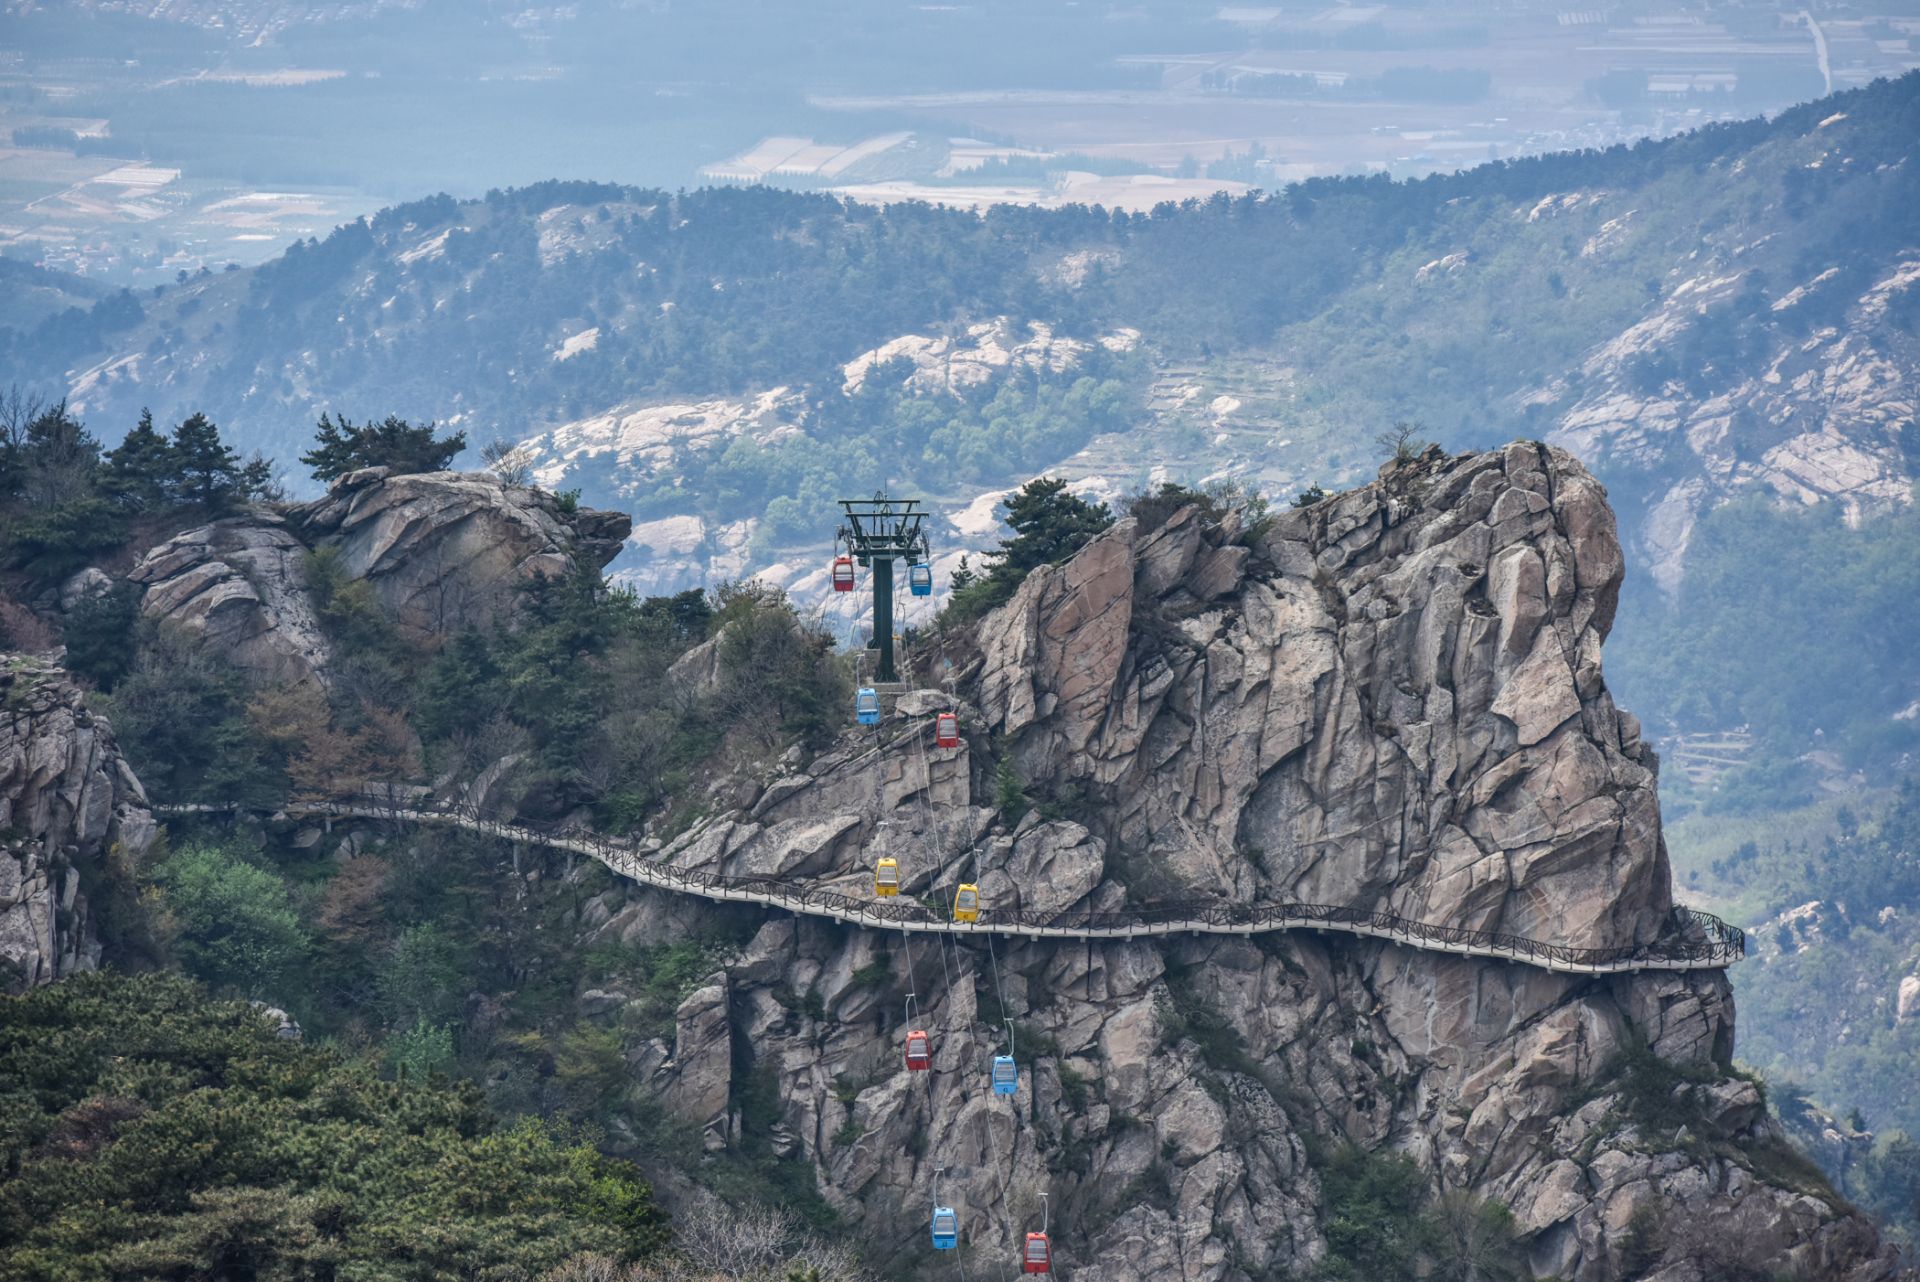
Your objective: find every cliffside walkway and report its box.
[157,800,1747,976]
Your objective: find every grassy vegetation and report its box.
[1664,788,1885,918]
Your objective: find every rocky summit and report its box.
[613,444,1901,1280]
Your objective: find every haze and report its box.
[5,0,1912,286]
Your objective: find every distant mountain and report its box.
[5,76,1915,604]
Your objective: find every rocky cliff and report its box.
[0,657,156,991]
[592,444,1902,1281]
[128,469,633,685]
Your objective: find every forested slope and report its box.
[6,76,1915,591]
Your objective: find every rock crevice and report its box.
[0,658,155,990]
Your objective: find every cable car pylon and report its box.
[833,491,931,684]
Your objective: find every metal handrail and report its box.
[155,798,1745,975]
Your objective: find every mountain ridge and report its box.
[6,75,1915,609]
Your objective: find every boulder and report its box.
[655,972,734,1148]
[977,818,1105,916]
[129,517,332,689]
[289,469,632,635]
[58,568,113,612]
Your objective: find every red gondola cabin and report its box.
[935,712,960,748]
[1023,1233,1051,1273]
[831,555,856,592]
[904,1029,932,1071]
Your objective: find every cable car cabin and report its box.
[930,1206,958,1250]
[855,686,881,726]
[831,555,855,592]
[1023,1233,1052,1273]
[908,562,933,597]
[904,1029,932,1071]
[953,884,980,922]
[874,857,900,897]
[991,1055,1018,1096]
[934,712,960,749]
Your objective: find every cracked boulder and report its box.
[129,515,333,690]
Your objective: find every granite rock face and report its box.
[975,441,1667,952]
[624,444,1902,1282]
[0,658,155,991]
[130,516,334,689]
[290,468,632,634]
[124,471,632,682]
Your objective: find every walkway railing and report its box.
[157,798,1746,976]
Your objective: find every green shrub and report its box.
[110,625,283,804]
[387,1018,458,1080]
[994,753,1029,822]
[1316,1145,1428,1280]
[150,844,308,997]
[377,923,469,1029]
[850,962,893,989]
[4,498,125,581]
[1605,1035,1717,1136]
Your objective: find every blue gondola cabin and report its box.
[905,1029,932,1071]
[831,555,855,592]
[1023,1233,1051,1273]
[935,712,960,748]
[931,1206,958,1250]
[874,857,899,897]
[855,687,881,725]
[908,562,933,596]
[992,1055,1018,1095]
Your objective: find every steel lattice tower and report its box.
[837,493,929,683]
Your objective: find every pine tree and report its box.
[17,402,101,508]
[101,409,179,511]
[170,412,248,512]
[993,476,1113,580]
[302,413,467,482]
[241,451,279,502]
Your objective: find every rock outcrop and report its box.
[290,468,631,635]
[614,444,1901,1281]
[977,441,1665,952]
[124,470,633,681]
[0,657,156,991]
[130,515,334,689]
